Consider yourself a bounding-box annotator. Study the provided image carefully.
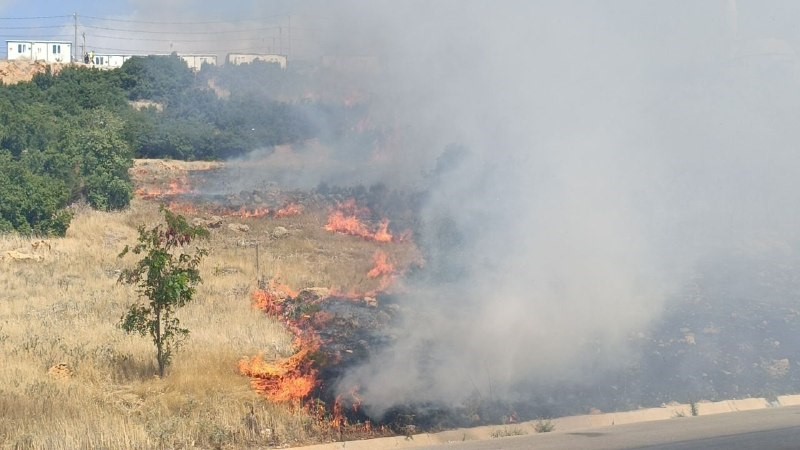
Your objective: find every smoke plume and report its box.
[143,0,800,417]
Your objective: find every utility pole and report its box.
[73,12,78,62]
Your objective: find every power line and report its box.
[89,44,281,54]
[81,24,282,35]
[0,12,305,59]
[0,25,69,29]
[80,14,288,26]
[87,33,274,43]
[0,15,72,20]
[3,34,73,39]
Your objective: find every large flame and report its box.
[238,342,320,404]
[324,199,393,242]
[240,288,321,404]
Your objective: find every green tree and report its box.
[118,208,209,377]
[119,53,193,103]
[62,108,134,210]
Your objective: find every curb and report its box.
[290,395,789,449]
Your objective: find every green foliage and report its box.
[0,151,72,236]
[0,57,326,234]
[534,419,555,433]
[0,66,135,234]
[118,208,209,377]
[119,54,194,103]
[490,427,528,438]
[62,109,134,210]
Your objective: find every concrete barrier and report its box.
[696,398,769,416]
[778,394,800,406]
[729,398,769,411]
[289,395,793,449]
[612,406,682,425]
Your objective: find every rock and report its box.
[192,216,223,228]
[763,358,790,379]
[272,226,290,239]
[47,363,73,381]
[228,223,250,233]
[3,250,44,262]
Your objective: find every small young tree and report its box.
[118,207,209,377]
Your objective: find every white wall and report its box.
[7,41,70,63]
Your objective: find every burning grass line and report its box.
[241,282,393,438]
[324,199,394,242]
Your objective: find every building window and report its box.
[52,44,61,54]
[17,44,23,53]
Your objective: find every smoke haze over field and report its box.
[184,0,800,416]
[297,1,800,416]
[13,0,800,417]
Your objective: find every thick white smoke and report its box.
[128,0,800,416]
[318,1,800,416]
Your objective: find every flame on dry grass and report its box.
[324,199,393,242]
[135,177,193,199]
[241,288,321,404]
[276,203,304,218]
[238,343,320,404]
[367,251,395,279]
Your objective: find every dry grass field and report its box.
[0,162,421,449]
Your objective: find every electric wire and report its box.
[80,14,288,25]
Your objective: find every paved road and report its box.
[416,406,800,450]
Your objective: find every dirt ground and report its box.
[0,60,70,84]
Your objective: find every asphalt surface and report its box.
[415,406,800,450]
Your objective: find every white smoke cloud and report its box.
[314,1,800,415]
[114,0,800,416]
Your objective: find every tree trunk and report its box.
[155,307,164,377]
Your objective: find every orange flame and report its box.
[238,345,319,404]
[373,219,393,243]
[252,289,284,316]
[135,177,193,199]
[276,203,304,218]
[324,199,393,242]
[242,287,322,404]
[367,251,395,279]
[325,211,372,237]
[268,276,299,299]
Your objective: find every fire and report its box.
[324,199,393,242]
[276,202,304,218]
[373,219,392,243]
[232,207,271,218]
[331,386,365,431]
[135,176,193,199]
[367,251,395,279]
[325,211,372,237]
[252,289,284,316]
[268,277,299,299]
[242,287,322,404]
[238,343,320,404]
